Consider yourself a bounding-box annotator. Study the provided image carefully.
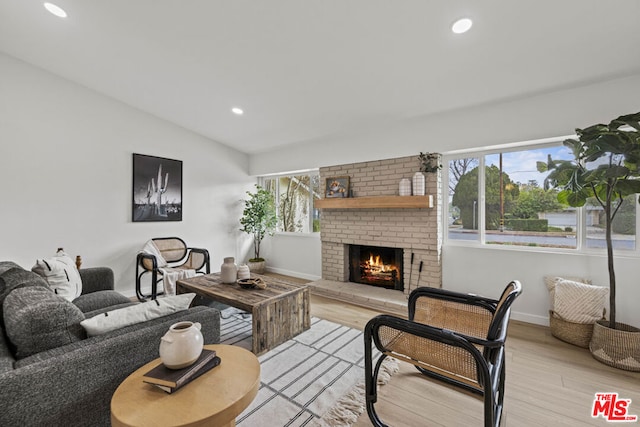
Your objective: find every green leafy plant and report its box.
[418,152,442,173]
[537,112,640,329]
[240,185,277,262]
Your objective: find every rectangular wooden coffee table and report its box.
[176,273,310,355]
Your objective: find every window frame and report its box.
[259,169,321,237]
[443,137,640,256]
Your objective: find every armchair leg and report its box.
[364,321,389,427]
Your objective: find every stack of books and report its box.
[142,349,221,393]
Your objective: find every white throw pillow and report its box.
[31,250,82,301]
[553,279,608,324]
[544,276,591,309]
[80,293,196,337]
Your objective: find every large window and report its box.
[447,141,637,251]
[261,171,321,234]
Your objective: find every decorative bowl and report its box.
[237,278,267,290]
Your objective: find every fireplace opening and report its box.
[349,245,403,291]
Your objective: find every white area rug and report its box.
[219,308,398,426]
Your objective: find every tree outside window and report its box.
[261,172,321,234]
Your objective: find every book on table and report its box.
[142,348,220,392]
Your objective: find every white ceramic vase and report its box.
[237,264,251,280]
[159,321,204,369]
[399,178,411,196]
[220,257,238,283]
[412,172,425,196]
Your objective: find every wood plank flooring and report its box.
[264,274,640,426]
[310,295,640,427]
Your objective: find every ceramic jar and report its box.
[159,321,203,369]
[237,264,251,280]
[399,178,411,196]
[412,172,425,196]
[220,257,238,283]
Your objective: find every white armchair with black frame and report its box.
[136,237,210,301]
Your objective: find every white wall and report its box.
[0,53,255,296]
[252,73,640,327]
[260,234,322,281]
[443,246,640,328]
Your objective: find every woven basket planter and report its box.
[590,321,640,372]
[549,311,594,348]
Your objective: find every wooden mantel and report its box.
[315,195,433,210]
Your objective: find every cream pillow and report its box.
[553,279,608,324]
[80,293,195,337]
[544,276,591,309]
[31,250,82,301]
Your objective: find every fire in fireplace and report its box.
[349,245,403,291]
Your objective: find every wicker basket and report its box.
[549,310,594,348]
[590,321,640,372]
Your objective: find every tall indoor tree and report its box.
[538,112,640,330]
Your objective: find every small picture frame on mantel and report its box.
[325,176,350,198]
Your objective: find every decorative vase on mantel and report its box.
[412,172,425,196]
[399,178,411,196]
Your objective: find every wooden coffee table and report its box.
[177,273,310,355]
[111,344,260,427]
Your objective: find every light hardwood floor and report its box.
[307,291,640,426]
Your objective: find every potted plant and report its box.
[240,184,277,274]
[418,152,442,173]
[538,112,640,371]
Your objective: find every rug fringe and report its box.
[312,357,399,427]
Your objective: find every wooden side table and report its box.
[111,344,260,427]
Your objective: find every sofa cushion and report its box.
[3,286,85,358]
[0,267,50,326]
[0,261,22,276]
[80,293,196,337]
[73,290,132,313]
[31,250,82,301]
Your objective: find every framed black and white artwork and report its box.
[132,153,183,222]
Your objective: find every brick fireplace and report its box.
[318,155,442,299]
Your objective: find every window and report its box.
[261,171,321,234]
[446,141,637,251]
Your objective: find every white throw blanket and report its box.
[139,240,196,296]
[159,267,196,295]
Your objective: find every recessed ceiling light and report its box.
[44,2,67,18]
[452,18,472,34]
[231,107,244,115]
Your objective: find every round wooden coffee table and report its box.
[111,344,260,427]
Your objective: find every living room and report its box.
[2,2,640,426]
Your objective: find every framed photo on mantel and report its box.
[132,153,183,222]
[325,176,350,198]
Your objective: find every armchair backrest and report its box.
[487,280,522,341]
[153,237,188,262]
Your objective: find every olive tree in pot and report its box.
[538,112,640,371]
[240,185,277,274]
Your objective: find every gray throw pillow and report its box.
[73,290,132,313]
[3,287,85,358]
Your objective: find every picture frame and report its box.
[325,176,350,198]
[132,153,183,222]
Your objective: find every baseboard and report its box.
[512,311,549,326]
[265,266,321,282]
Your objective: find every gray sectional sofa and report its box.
[0,261,221,426]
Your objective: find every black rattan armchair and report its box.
[364,280,522,427]
[135,237,210,301]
